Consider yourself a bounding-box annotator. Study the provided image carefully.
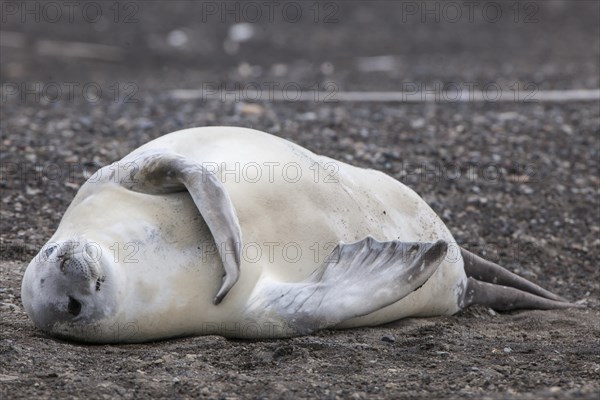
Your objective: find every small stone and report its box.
[238,103,264,117]
[561,124,573,135]
[411,118,425,129]
[503,347,512,353]
[320,62,334,75]
[25,186,42,196]
[135,118,154,130]
[521,185,534,195]
[228,23,255,43]
[442,209,452,220]
[297,112,317,121]
[167,30,188,47]
[381,334,395,343]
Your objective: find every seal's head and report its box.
[21,238,122,341]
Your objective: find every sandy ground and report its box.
[1,1,599,398]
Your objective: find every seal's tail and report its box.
[459,247,584,310]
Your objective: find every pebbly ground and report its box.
[1,1,599,399]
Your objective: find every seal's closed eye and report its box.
[44,244,58,258]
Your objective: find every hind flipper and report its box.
[462,277,583,311]
[247,237,448,336]
[461,247,568,302]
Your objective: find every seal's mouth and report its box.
[67,295,82,317]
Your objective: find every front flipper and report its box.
[247,237,448,335]
[107,150,242,305]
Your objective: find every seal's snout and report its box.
[21,238,120,341]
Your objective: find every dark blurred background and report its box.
[1,0,599,92]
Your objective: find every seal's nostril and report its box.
[67,296,82,317]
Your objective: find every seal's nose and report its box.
[60,256,94,281]
[50,240,101,283]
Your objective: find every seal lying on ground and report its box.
[21,127,580,343]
